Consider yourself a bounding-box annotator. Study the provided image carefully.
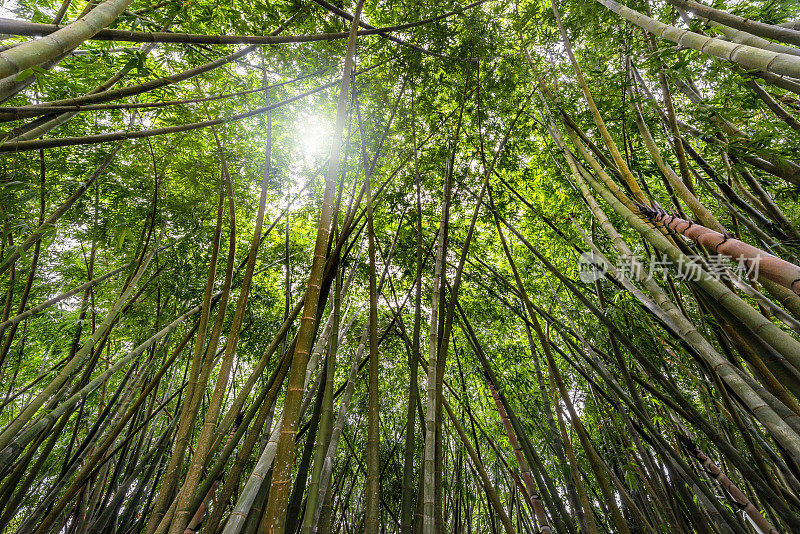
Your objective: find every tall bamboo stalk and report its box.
[262,3,365,531]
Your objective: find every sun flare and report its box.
[296,115,330,159]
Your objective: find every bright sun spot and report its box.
[0,0,20,18]
[296,116,331,160]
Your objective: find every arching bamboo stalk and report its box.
[0,0,134,80]
[596,0,800,80]
[637,205,800,299]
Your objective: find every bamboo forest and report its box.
[7,0,800,532]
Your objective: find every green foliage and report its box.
[2,0,800,531]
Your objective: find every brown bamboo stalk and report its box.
[638,205,800,298]
[679,436,779,534]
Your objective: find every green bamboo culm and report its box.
[595,0,800,81]
[0,0,135,80]
[260,1,365,530]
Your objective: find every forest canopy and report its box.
[2,0,800,532]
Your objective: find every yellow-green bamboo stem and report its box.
[0,0,134,80]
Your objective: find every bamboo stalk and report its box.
[669,0,800,48]
[0,0,134,80]
[596,0,800,80]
